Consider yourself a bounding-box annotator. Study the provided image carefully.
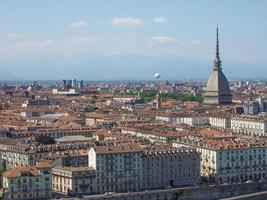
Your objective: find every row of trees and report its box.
[86,91,203,104]
[160,92,203,103]
[139,92,203,103]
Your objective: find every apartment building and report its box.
[52,166,96,195]
[0,140,93,169]
[31,127,97,139]
[88,143,143,193]
[119,122,185,143]
[20,108,52,117]
[156,113,231,129]
[87,142,201,194]
[155,114,177,123]
[231,116,267,136]
[2,161,52,200]
[209,116,231,129]
[121,127,183,143]
[84,112,111,126]
[173,129,267,183]
[141,148,200,189]
[155,113,210,126]
[177,116,210,126]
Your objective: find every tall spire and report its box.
[213,25,222,70]
[216,26,220,58]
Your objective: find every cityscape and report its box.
[1,1,267,200]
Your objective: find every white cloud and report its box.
[65,37,95,43]
[153,16,167,23]
[150,36,178,45]
[111,17,144,26]
[0,39,56,58]
[68,20,89,28]
[62,37,95,49]
[191,40,205,46]
[7,32,29,39]
[15,40,54,49]
[1,31,209,59]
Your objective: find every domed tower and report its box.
[204,27,232,105]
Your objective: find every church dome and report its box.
[203,27,232,105]
[205,70,231,94]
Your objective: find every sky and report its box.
[0,0,266,80]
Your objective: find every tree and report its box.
[88,99,96,104]
[139,91,203,103]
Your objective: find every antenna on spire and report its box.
[213,25,222,70]
[216,25,220,59]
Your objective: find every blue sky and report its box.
[0,0,266,80]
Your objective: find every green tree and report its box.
[139,91,203,103]
[89,99,96,104]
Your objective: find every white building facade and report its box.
[209,116,231,129]
[174,141,267,183]
[88,144,143,193]
[231,117,267,136]
[52,166,96,195]
[2,163,52,200]
[141,148,200,189]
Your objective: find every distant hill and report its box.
[0,55,266,81]
[0,69,17,80]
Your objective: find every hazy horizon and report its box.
[0,0,266,80]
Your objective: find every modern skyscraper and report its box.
[67,80,72,89]
[72,79,77,88]
[60,79,67,90]
[78,80,84,89]
[203,27,232,105]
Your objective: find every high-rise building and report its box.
[72,79,77,88]
[204,27,232,105]
[60,79,67,90]
[78,80,84,89]
[67,80,72,89]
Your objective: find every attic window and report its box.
[21,172,29,177]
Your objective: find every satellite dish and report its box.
[155,73,161,80]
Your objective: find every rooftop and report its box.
[53,166,95,172]
[3,166,41,178]
[93,143,143,154]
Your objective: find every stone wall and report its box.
[178,182,266,200]
[77,182,267,200]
